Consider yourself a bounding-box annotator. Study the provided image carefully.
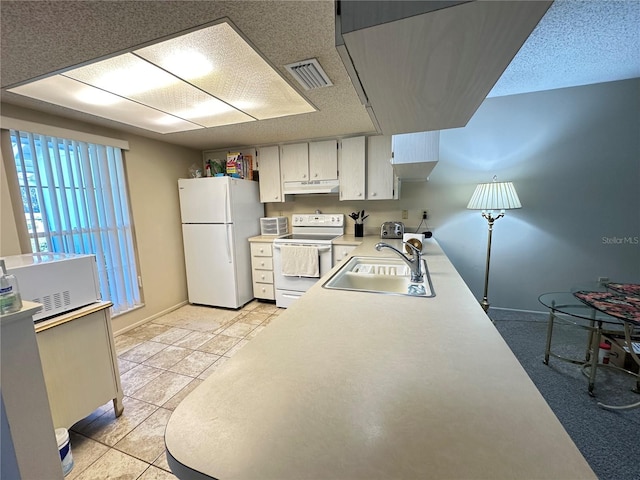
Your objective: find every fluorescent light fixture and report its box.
[7,19,317,134]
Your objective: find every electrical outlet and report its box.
[422,210,428,220]
[598,276,609,286]
[402,210,408,219]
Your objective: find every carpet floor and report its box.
[491,309,640,480]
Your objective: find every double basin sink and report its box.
[323,256,435,297]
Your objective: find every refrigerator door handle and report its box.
[224,183,230,224]
[225,224,233,263]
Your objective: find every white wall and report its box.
[430,78,639,311]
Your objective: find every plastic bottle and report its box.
[0,260,22,314]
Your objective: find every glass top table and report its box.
[538,291,640,410]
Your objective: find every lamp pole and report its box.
[480,211,504,312]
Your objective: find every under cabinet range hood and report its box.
[336,0,552,135]
[282,179,340,195]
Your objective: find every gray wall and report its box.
[425,78,639,312]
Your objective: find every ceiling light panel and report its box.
[8,75,202,134]
[135,22,316,120]
[64,54,254,128]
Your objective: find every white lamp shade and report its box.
[467,181,522,210]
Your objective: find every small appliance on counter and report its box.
[380,222,405,239]
[1,253,101,321]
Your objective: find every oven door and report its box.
[272,243,332,308]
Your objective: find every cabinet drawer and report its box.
[252,256,273,270]
[253,269,274,284]
[250,242,272,257]
[253,282,275,300]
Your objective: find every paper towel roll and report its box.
[403,233,425,253]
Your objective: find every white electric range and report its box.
[272,213,344,308]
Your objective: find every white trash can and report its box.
[55,428,74,476]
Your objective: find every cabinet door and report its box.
[367,135,397,200]
[339,136,366,201]
[257,146,283,203]
[280,143,309,182]
[309,139,338,180]
[392,131,439,163]
[332,245,357,266]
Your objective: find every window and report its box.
[9,129,141,316]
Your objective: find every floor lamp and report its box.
[467,178,522,312]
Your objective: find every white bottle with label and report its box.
[0,259,23,314]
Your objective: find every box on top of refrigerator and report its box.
[0,252,101,322]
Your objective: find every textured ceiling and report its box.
[1,1,638,151]
[489,0,640,97]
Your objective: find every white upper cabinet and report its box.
[309,139,338,180]
[257,145,283,203]
[367,135,397,200]
[391,131,439,181]
[280,143,309,182]
[339,136,366,201]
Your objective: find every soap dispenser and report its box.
[0,259,23,314]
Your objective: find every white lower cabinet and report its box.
[35,301,124,430]
[332,245,357,266]
[250,241,275,300]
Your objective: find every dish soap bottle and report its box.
[0,259,22,314]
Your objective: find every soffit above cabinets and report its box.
[336,0,552,135]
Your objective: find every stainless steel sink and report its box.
[323,256,435,297]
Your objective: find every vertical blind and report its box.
[10,129,141,315]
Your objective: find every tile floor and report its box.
[66,300,281,479]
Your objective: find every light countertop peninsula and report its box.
[165,237,595,479]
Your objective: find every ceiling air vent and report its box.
[284,58,333,90]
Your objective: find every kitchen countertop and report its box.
[165,237,595,479]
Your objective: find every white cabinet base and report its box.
[36,301,124,429]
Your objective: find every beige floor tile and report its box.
[152,450,172,472]
[128,323,173,341]
[224,338,249,357]
[120,364,164,396]
[221,321,256,338]
[262,313,280,326]
[172,330,215,349]
[114,334,145,355]
[246,325,265,339]
[150,327,192,345]
[198,334,241,355]
[168,351,220,377]
[118,358,138,375]
[241,299,260,311]
[66,431,110,480]
[73,448,149,480]
[71,400,115,432]
[130,371,193,406]
[119,341,167,363]
[239,311,270,325]
[252,302,280,314]
[75,397,158,446]
[198,356,230,380]
[115,408,172,463]
[139,464,177,479]
[143,345,192,370]
[162,378,203,410]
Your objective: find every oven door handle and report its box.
[273,244,331,253]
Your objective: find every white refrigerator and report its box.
[178,177,264,309]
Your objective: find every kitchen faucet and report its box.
[375,241,424,283]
